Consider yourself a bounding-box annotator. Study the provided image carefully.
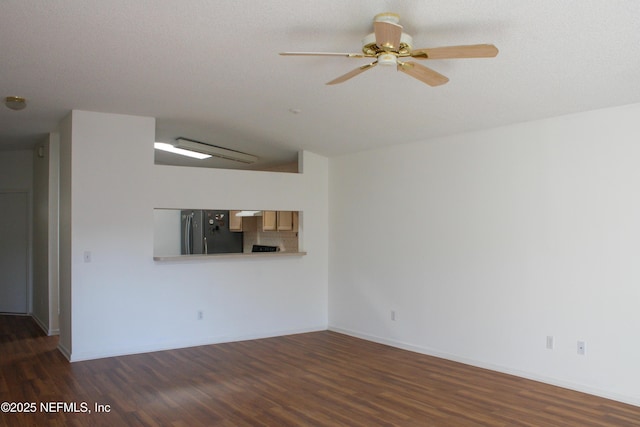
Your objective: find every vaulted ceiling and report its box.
[2,1,639,169]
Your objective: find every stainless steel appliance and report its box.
[181,210,243,254]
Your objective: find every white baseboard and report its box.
[57,342,71,361]
[67,325,327,362]
[31,314,47,334]
[328,326,640,408]
[31,314,59,336]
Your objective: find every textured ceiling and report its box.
[1,1,640,169]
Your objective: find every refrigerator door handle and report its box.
[184,213,193,255]
[204,236,208,254]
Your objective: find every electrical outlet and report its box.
[577,341,586,355]
[391,310,396,321]
[197,310,203,320]
[546,336,554,350]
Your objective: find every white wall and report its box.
[0,150,33,190]
[153,209,181,256]
[48,133,60,333]
[329,103,640,406]
[33,143,48,325]
[32,134,60,335]
[62,110,328,361]
[0,149,33,314]
[58,114,72,357]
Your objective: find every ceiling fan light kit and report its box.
[280,12,498,86]
[377,53,397,66]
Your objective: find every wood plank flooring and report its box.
[1,315,639,426]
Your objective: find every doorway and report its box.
[0,192,28,313]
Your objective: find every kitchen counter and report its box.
[153,251,307,262]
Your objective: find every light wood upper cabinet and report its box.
[229,210,243,232]
[277,211,293,231]
[262,210,298,232]
[262,211,277,231]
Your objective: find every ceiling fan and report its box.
[280,12,498,87]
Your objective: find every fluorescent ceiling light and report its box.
[154,142,212,160]
[176,137,259,164]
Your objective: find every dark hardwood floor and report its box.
[1,315,639,426]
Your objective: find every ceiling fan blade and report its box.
[326,61,378,85]
[411,44,499,59]
[374,21,402,51]
[398,61,449,86]
[280,52,367,58]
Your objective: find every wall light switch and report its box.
[546,336,554,350]
[83,251,92,263]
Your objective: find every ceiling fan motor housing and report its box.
[361,32,413,56]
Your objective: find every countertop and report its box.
[153,251,307,261]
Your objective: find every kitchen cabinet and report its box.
[277,211,295,231]
[262,211,277,231]
[262,210,298,231]
[229,210,243,232]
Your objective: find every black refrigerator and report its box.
[181,210,243,254]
